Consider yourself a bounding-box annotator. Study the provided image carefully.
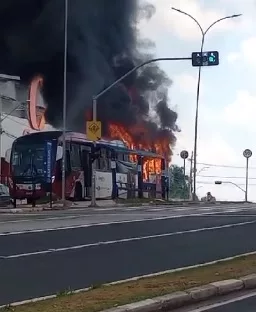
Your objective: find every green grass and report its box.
[5,254,256,312]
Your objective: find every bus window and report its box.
[123,154,129,162]
[70,143,82,169]
[98,148,110,171]
[117,153,124,161]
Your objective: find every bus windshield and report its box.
[11,143,45,178]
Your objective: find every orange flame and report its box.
[108,123,164,181]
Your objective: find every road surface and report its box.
[182,291,256,311]
[1,203,256,306]
[208,296,256,311]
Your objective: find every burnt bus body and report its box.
[9,131,166,202]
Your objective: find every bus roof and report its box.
[13,130,164,159]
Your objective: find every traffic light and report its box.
[192,51,219,67]
[215,181,222,185]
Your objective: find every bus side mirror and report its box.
[56,146,63,161]
[5,148,11,163]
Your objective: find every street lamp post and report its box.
[61,0,68,204]
[197,166,209,175]
[172,8,242,201]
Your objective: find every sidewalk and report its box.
[0,199,253,213]
[0,199,119,213]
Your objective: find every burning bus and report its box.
[0,1,178,205]
[7,130,166,203]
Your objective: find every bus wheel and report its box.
[74,182,83,201]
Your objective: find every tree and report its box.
[169,164,190,199]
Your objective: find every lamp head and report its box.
[231,14,242,18]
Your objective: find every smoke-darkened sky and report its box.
[0,0,178,155]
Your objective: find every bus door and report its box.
[81,146,92,198]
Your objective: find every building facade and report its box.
[0,74,53,158]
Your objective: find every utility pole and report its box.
[61,0,68,204]
[0,95,2,182]
[89,98,98,207]
[189,151,193,199]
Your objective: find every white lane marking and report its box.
[188,291,256,311]
[1,210,255,236]
[1,251,256,309]
[1,220,255,259]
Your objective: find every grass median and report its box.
[5,254,256,312]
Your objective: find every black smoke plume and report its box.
[0,0,178,158]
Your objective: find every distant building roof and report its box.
[0,74,20,81]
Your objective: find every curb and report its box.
[102,274,256,312]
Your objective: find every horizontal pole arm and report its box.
[94,57,191,100]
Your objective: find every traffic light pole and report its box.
[88,98,98,208]
[61,0,68,204]
[89,57,191,207]
[172,8,242,201]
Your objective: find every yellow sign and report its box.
[86,120,102,141]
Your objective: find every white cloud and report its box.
[222,90,256,129]
[227,37,256,67]
[174,73,198,94]
[173,73,206,97]
[241,37,256,66]
[173,130,240,166]
[139,0,244,41]
[197,135,240,165]
[227,52,240,63]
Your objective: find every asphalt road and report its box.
[178,291,256,311]
[185,292,256,311]
[208,296,256,311]
[1,204,256,306]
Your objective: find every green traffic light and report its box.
[209,56,215,62]
[191,51,219,67]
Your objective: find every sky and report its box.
[139,0,256,201]
[1,0,256,202]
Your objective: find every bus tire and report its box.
[74,182,83,201]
